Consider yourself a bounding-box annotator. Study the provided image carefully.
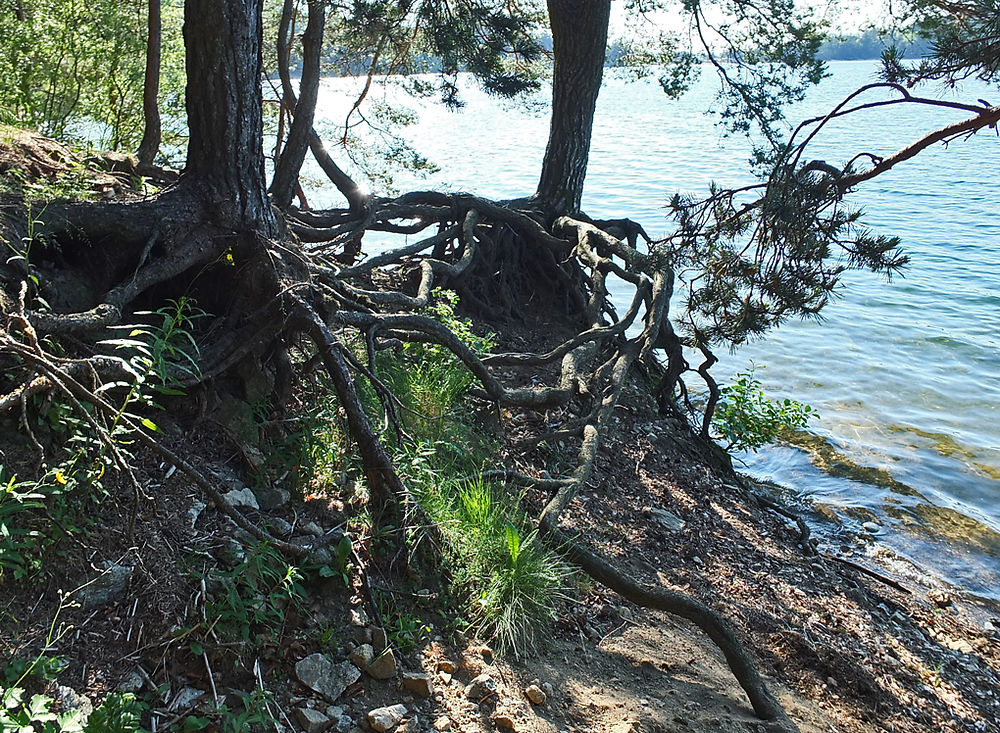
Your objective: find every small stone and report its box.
[397,717,422,733]
[541,682,554,698]
[930,590,953,608]
[55,686,93,722]
[302,520,324,536]
[116,668,145,693]
[270,516,294,536]
[311,547,333,565]
[465,673,496,701]
[222,488,259,510]
[437,660,457,674]
[169,686,205,711]
[492,713,516,730]
[372,626,388,652]
[524,685,546,705]
[366,649,398,679]
[255,487,291,510]
[367,703,407,732]
[78,563,133,610]
[862,521,881,533]
[187,500,207,529]
[433,716,453,731]
[438,671,453,684]
[295,707,331,733]
[350,608,369,626]
[402,672,433,698]
[349,643,375,669]
[295,653,360,702]
[477,645,494,663]
[644,507,686,532]
[691,556,703,565]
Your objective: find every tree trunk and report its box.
[270,0,325,209]
[182,0,274,231]
[535,0,611,216]
[137,0,162,168]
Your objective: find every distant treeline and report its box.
[818,29,931,61]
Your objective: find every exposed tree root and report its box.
[0,179,791,723]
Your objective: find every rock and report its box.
[372,626,388,652]
[433,716,452,731]
[350,608,369,627]
[540,682,554,698]
[169,686,205,711]
[465,673,497,701]
[78,563,133,609]
[267,516,293,536]
[862,521,881,534]
[437,659,457,674]
[255,487,290,510]
[367,703,408,732]
[402,672,433,698]
[295,654,360,702]
[366,649,398,680]
[116,668,145,693]
[294,707,331,733]
[187,500,207,529]
[55,686,93,722]
[438,670,453,684]
[349,644,375,669]
[644,507,686,532]
[930,590,953,608]
[524,684,546,705]
[302,520,324,536]
[310,547,333,565]
[222,488,259,510]
[397,717,421,733]
[492,713,516,730]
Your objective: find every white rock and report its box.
[367,703,408,732]
[222,488,259,510]
[294,654,360,702]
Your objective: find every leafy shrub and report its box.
[714,367,816,451]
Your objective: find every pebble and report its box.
[349,643,375,669]
[294,653,360,702]
[524,684,546,705]
[492,712,516,730]
[465,673,497,701]
[433,715,453,731]
[402,672,434,698]
[294,707,331,733]
[367,704,408,732]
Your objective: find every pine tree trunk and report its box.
[182,0,274,231]
[535,0,611,216]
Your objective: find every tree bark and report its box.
[182,0,274,231]
[271,0,325,209]
[535,0,611,216]
[137,0,162,168]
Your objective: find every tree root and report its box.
[0,183,792,723]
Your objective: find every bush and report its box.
[713,367,816,452]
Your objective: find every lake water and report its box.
[308,61,1000,602]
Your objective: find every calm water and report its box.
[309,61,1000,601]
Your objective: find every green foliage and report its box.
[1,597,145,732]
[713,367,816,452]
[408,466,569,654]
[178,690,276,733]
[205,541,304,642]
[881,0,1000,86]
[0,300,204,580]
[0,0,186,152]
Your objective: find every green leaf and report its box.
[140,418,159,432]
